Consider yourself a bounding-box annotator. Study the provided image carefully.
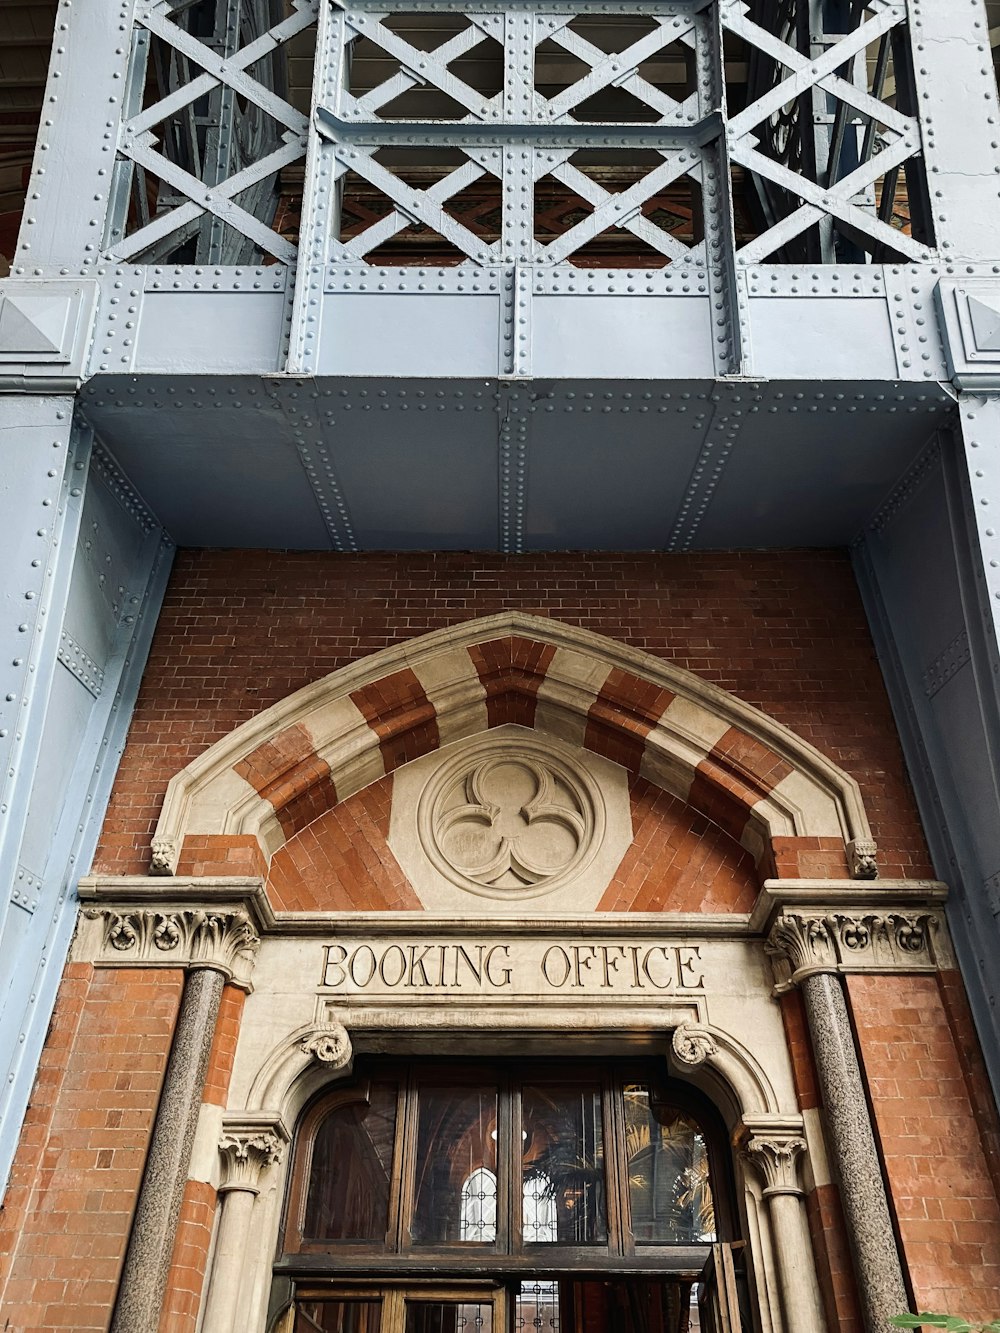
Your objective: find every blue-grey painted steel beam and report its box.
[0,417,174,1196]
[854,424,1000,1102]
[13,0,139,273]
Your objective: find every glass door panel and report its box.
[293,1297,382,1333]
[622,1083,716,1244]
[410,1082,500,1246]
[521,1082,607,1244]
[403,1298,495,1333]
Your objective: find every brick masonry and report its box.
[848,972,1000,1318]
[92,549,933,882]
[0,966,184,1333]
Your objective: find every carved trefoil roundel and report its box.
[420,738,604,900]
[387,726,632,911]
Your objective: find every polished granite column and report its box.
[110,966,225,1333]
[800,970,910,1333]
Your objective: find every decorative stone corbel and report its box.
[300,1021,352,1070]
[671,1024,719,1068]
[847,837,879,880]
[150,836,179,876]
[82,906,260,988]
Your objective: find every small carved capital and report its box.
[847,838,879,880]
[300,1021,352,1070]
[218,1130,284,1193]
[741,1135,808,1198]
[671,1024,718,1068]
[83,907,260,987]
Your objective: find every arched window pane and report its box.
[521,1174,557,1243]
[623,1084,716,1244]
[461,1167,497,1242]
[411,1082,499,1245]
[303,1080,398,1242]
[522,1082,606,1244]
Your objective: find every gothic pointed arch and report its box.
[150,612,876,882]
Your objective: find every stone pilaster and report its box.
[741,1132,827,1332]
[201,1125,286,1333]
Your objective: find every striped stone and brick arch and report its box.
[151,613,874,891]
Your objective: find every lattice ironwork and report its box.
[318,8,719,269]
[101,0,935,268]
[314,2,934,269]
[105,0,317,265]
[729,0,934,264]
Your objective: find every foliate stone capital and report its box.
[671,1024,718,1068]
[83,906,260,988]
[765,913,836,988]
[741,1135,808,1198]
[300,1021,352,1070]
[218,1130,284,1193]
[765,907,940,991]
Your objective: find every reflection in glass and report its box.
[514,1281,560,1333]
[461,1167,497,1242]
[405,1302,494,1333]
[570,1279,696,1332]
[623,1084,715,1243]
[304,1082,398,1242]
[521,1083,606,1244]
[412,1083,499,1245]
[294,1299,382,1333]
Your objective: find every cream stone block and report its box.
[756,768,845,839]
[662,695,732,754]
[802,1107,832,1189]
[310,694,385,799]
[409,648,488,745]
[388,725,632,913]
[534,647,610,746]
[189,1101,226,1184]
[188,767,260,836]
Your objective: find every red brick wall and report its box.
[849,972,1000,1318]
[0,966,184,1332]
[92,550,932,880]
[265,770,757,912]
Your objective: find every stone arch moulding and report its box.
[149,612,877,882]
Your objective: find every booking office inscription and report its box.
[319,939,706,995]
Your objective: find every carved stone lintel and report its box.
[847,838,879,880]
[671,1024,718,1068]
[741,1135,808,1198]
[218,1130,284,1194]
[300,1021,352,1070]
[150,837,179,876]
[83,907,261,987]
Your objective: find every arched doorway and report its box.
[272,1057,746,1333]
